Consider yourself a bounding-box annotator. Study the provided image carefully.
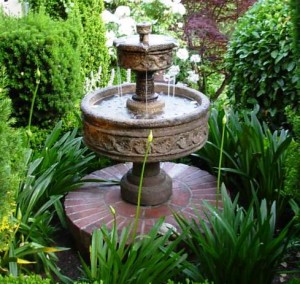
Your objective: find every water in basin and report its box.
[92,92,199,120]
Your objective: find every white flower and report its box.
[159,0,173,8]
[190,54,201,63]
[187,70,199,83]
[178,22,184,28]
[170,2,186,15]
[115,6,131,19]
[176,81,187,87]
[101,10,118,24]
[108,48,115,56]
[106,30,116,47]
[118,17,136,36]
[176,48,189,61]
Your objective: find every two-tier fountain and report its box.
[65,23,218,253]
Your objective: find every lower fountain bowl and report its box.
[81,83,210,163]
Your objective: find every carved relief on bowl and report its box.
[83,120,208,162]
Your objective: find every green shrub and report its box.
[0,67,26,253]
[288,279,300,284]
[175,186,299,284]
[284,0,300,203]
[283,109,300,203]
[0,11,83,127]
[0,274,51,284]
[77,0,110,87]
[226,0,299,128]
[26,0,110,88]
[25,0,71,19]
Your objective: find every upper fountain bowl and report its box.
[114,22,177,72]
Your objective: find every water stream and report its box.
[116,60,123,97]
[145,70,148,114]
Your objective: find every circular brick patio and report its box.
[64,162,218,253]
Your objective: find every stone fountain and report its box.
[65,23,218,253]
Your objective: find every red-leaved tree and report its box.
[183,0,256,98]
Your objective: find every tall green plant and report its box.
[175,186,299,284]
[77,0,110,87]
[194,107,292,209]
[18,121,95,224]
[81,218,187,284]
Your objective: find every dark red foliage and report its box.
[182,0,256,97]
[183,0,256,64]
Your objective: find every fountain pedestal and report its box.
[120,162,172,205]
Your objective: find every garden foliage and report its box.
[0,68,26,253]
[284,110,300,203]
[283,0,300,203]
[194,106,291,209]
[0,274,51,284]
[0,122,95,282]
[81,218,187,284]
[226,0,299,128]
[0,11,83,127]
[175,186,299,284]
[24,0,71,20]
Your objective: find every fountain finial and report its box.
[136,22,152,45]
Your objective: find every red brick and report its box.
[113,201,138,218]
[143,205,172,218]
[64,162,219,255]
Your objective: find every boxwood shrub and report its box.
[226,0,299,128]
[0,11,83,127]
[25,0,110,88]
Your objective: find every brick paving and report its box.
[64,162,219,253]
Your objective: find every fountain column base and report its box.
[126,97,165,114]
[120,162,172,206]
